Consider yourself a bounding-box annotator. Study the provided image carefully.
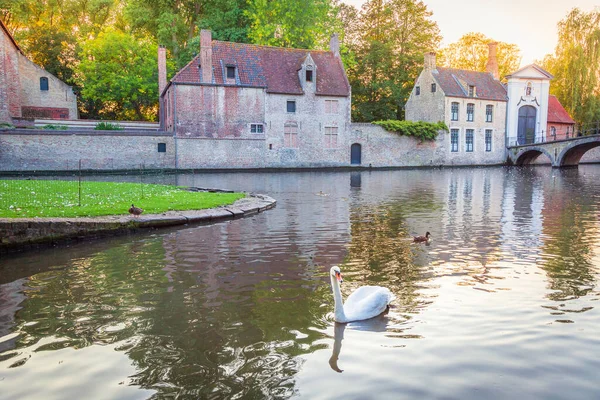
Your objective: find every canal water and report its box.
[1,166,600,399]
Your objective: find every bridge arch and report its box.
[513,147,554,166]
[557,140,600,167]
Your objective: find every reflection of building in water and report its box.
[0,279,27,353]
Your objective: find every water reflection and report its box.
[2,167,600,399]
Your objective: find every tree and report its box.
[76,29,159,121]
[437,32,521,82]
[541,8,600,127]
[348,0,441,122]
[246,0,340,49]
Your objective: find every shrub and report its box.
[373,120,449,141]
[0,122,15,130]
[95,122,123,130]
[42,124,68,130]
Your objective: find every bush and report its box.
[0,122,15,130]
[42,124,68,130]
[372,120,449,141]
[95,122,123,130]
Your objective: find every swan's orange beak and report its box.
[336,271,343,284]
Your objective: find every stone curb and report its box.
[0,193,276,253]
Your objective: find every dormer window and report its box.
[306,69,313,82]
[468,85,475,97]
[226,66,236,80]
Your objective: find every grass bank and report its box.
[0,180,245,218]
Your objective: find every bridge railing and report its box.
[507,134,547,147]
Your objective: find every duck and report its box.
[413,231,431,243]
[129,204,144,218]
[329,266,394,323]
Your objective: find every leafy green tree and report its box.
[437,32,521,82]
[246,0,340,49]
[348,0,441,122]
[76,29,159,121]
[541,8,600,127]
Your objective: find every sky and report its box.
[342,0,600,66]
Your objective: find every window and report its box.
[325,99,339,114]
[451,102,459,121]
[431,83,436,92]
[324,126,338,148]
[486,105,493,122]
[485,130,492,152]
[416,86,420,95]
[306,69,313,82]
[40,77,49,91]
[451,129,459,152]
[526,82,532,96]
[468,85,475,97]
[158,143,166,153]
[226,66,236,79]
[250,124,264,133]
[466,129,474,152]
[551,126,556,139]
[287,100,296,113]
[284,122,298,148]
[467,103,474,122]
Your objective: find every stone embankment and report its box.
[0,193,276,253]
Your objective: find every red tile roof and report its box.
[432,67,507,101]
[170,41,350,97]
[547,95,575,124]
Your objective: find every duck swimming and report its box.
[329,266,394,323]
[413,231,431,243]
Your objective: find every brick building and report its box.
[405,43,508,165]
[546,95,575,141]
[0,19,77,123]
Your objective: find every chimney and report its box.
[200,29,213,83]
[329,33,340,58]
[424,52,436,70]
[486,42,499,80]
[158,46,167,96]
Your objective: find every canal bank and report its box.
[0,193,276,253]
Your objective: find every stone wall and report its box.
[0,25,22,121]
[0,130,175,171]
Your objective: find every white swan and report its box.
[330,266,394,323]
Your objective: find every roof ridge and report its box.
[212,40,332,54]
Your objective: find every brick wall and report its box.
[0,130,175,171]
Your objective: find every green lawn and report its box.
[0,180,245,218]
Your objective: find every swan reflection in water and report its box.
[328,312,390,373]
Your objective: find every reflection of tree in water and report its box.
[540,201,598,302]
[1,236,332,399]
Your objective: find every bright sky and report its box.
[343,0,600,66]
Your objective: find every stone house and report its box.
[0,19,77,122]
[405,43,508,165]
[546,95,575,141]
[159,30,352,168]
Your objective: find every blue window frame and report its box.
[451,129,459,152]
[485,130,492,152]
[467,103,474,122]
[451,102,459,121]
[466,129,474,152]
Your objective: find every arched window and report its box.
[518,105,537,144]
[40,77,49,91]
[526,82,532,96]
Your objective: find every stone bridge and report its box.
[507,134,600,167]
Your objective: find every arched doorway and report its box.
[518,106,537,145]
[351,143,361,165]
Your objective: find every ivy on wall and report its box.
[372,120,449,141]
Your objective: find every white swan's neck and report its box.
[331,274,347,323]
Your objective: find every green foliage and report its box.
[0,122,15,129]
[373,120,448,141]
[437,32,521,83]
[94,122,123,130]
[42,124,68,130]
[77,29,159,121]
[541,8,600,126]
[347,0,441,122]
[0,180,245,218]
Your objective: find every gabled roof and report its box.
[170,41,350,97]
[505,64,553,80]
[432,67,507,101]
[547,95,575,124]
[0,19,24,56]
